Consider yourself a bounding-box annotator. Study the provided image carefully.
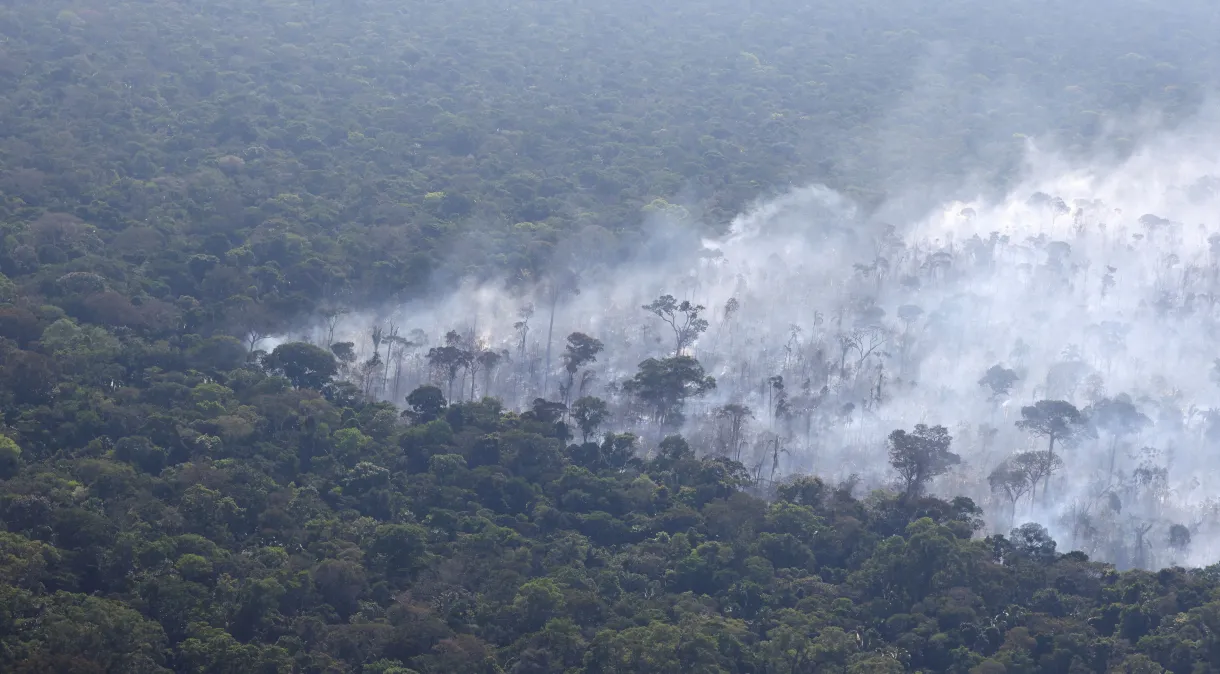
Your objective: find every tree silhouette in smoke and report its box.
[989,457,1035,528]
[1086,394,1150,482]
[560,332,604,408]
[623,355,716,429]
[1016,399,1090,498]
[642,294,708,356]
[427,330,469,402]
[979,364,1019,399]
[888,424,959,499]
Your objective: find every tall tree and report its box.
[427,331,470,402]
[540,269,580,394]
[560,332,603,408]
[714,403,753,461]
[1087,395,1150,481]
[623,355,716,429]
[404,385,446,424]
[571,396,609,443]
[642,294,709,356]
[471,349,502,401]
[887,424,959,498]
[514,304,533,360]
[321,306,350,348]
[1015,399,1091,496]
[384,334,417,402]
[988,458,1034,527]
[263,342,338,390]
[979,364,1019,399]
[1012,450,1062,502]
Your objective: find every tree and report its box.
[0,436,21,479]
[540,268,580,393]
[512,578,566,633]
[263,342,338,389]
[1011,522,1057,562]
[897,304,924,329]
[723,296,740,347]
[768,375,790,424]
[560,332,603,407]
[369,325,385,363]
[383,334,418,401]
[368,522,430,575]
[513,304,533,360]
[26,594,170,673]
[1049,197,1070,225]
[1011,450,1062,503]
[524,398,568,425]
[571,396,609,443]
[1168,523,1191,562]
[2,351,56,405]
[321,306,350,347]
[330,341,356,364]
[186,335,248,372]
[979,364,1019,399]
[470,349,502,400]
[1087,395,1150,481]
[642,294,708,355]
[427,332,470,401]
[405,385,447,424]
[1015,400,1091,495]
[714,403,753,461]
[622,355,716,428]
[230,297,280,355]
[987,458,1032,527]
[0,306,45,346]
[887,424,959,498]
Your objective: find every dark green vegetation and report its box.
[7,376,1220,674]
[5,0,1220,313]
[3,0,1220,672]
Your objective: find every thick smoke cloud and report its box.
[289,107,1220,570]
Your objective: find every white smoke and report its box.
[297,109,1220,569]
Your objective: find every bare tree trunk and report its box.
[543,290,557,397]
[1045,434,1056,498]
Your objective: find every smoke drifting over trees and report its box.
[18,0,1220,669]
[296,111,1220,570]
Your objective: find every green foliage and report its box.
[0,0,1216,671]
[0,372,1215,672]
[623,356,717,428]
[888,424,960,498]
[405,385,448,424]
[571,396,609,443]
[263,341,339,389]
[0,437,21,479]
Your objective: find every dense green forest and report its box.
[4,0,1220,672]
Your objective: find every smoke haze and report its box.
[289,103,1220,570]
